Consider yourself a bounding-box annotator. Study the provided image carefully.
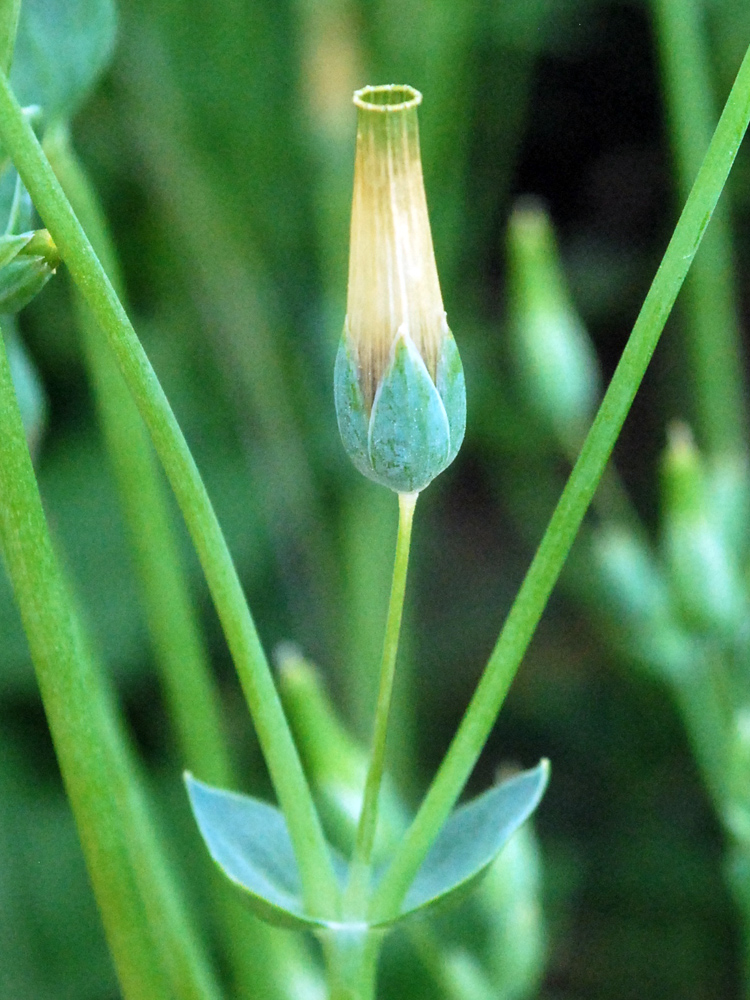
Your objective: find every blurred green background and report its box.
[3,0,750,997]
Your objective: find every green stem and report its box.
[44,123,233,790]
[0,327,221,1000]
[0,69,339,919]
[372,39,750,923]
[0,0,20,74]
[652,0,747,454]
[347,491,416,911]
[320,929,383,1000]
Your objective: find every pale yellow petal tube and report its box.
[346,84,446,410]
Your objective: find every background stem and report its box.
[652,0,747,455]
[0,0,19,74]
[44,124,233,789]
[0,326,222,1000]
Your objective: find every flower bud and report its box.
[507,198,600,453]
[661,422,746,635]
[0,229,59,314]
[334,85,465,494]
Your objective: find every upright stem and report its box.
[0,68,339,919]
[44,124,233,789]
[371,39,750,923]
[347,491,417,911]
[0,329,221,1000]
[652,0,747,455]
[320,929,383,1000]
[0,0,20,73]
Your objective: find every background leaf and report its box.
[11,0,117,124]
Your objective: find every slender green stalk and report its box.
[44,124,233,789]
[372,40,750,922]
[652,0,747,454]
[0,328,222,1000]
[0,0,19,74]
[0,68,339,918]
[347,492,417,912]
[320,929,383,1000]
[341,483,417,791]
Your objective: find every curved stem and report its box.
[347,491,416,913]
[372,39,750,923]
[0,69,339,919]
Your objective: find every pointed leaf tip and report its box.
[185,773,341,930]
[375,760,549,926]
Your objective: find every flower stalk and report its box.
[346,490,417,916]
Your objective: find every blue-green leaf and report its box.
[11,0,117,124]
[185,773,341,930]
[0,252,54,312]
[377,760,549,925]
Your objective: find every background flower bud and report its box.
[507,198,601,453]
[334,84,465,494]
[0,228,59,314]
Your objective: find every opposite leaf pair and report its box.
[186,760,549,932]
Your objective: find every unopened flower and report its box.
[334,84,465,494]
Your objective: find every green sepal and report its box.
[435,326,466,466]
[334,332,377,483]
[0,233,33,269]
[0,252,55,313]
[185,773,344,931]
[368,332,450,493]
[373,760,549,927]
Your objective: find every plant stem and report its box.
[652,0,747,455]
[0,68,339,919]
[0,327,222,1000]
[320,929,383,1000]
[347,491,417,911]
[44,123,233,789]
[372,39,750,923]
[0,0,19,73]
